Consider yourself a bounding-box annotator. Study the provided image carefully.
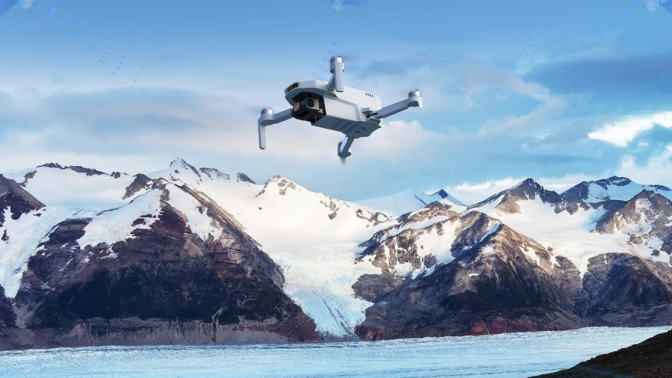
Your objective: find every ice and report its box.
[0,207,77,297]
[0,326,668,378]
[171,174,391,338]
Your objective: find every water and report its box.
[0,327,668,378]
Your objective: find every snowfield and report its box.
[149,160,393,338]
[470,197,671,275]
[0,326,668,378]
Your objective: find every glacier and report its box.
[0,326,668,378]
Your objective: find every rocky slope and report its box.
[2,160,672,349]
[354,179,672,340]
[0,175,319,350]
[535,328,672,378]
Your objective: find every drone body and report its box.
[645,0,672,12]
[258,56,422,163]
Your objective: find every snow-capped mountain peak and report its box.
[470,178,562,214]
[562,176,672,203]
[355,188,464,216]
[431,189,465,206]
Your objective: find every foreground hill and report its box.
[535,328,672,378]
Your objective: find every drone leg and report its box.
[258,123,267,150]
[337,135,354,164]
[257,108,293,150]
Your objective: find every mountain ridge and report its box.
[2,158,672,350]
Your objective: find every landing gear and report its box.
[337,136,354,164]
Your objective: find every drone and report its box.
[325,0,368,12]
[0,0,32,17]
[645,0,672,12]
[257,56,422,163]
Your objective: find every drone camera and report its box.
[291,93,325,123]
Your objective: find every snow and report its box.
[0,326,668,378]
[481,245,495,255]
[152,171,392,338]
[0,207,77,297]
[6,167,136,211]
[470,197,669,275]
[414,220,460,264]
[166,185,222,242]
[356,189,468,217]
[584,181,672,203]
[521,246,541,266]
[355,189,427,216]
[77,190,163,249]
[390,216,451,238]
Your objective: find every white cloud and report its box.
[617,145,672,187]
[588,111,672,147]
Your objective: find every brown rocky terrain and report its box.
[534,328,672,378]
[0,180,319,350]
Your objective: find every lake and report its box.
[0,327,668,378]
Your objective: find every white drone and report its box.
[645,0,672,12]
[257,56,422,163]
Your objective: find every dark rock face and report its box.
[470,179,562,214]
[562,176,671,203]
[38,163,107,176]
[0,286,15,329]
[236,173,255,184]
[0,175,44,227]
[355,207,672,341]
[595,191,672,256]
[575,253,672,326]
[356,221,582,340]
[4,184,319,350]
[535,329,672,378]
[200,168,230,181]
[122,174,153,200]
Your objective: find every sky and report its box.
[1,0,672,204]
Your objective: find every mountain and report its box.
[535,328,672,378]
[562,176,672,203]
[1,159,393,346]
[356,188,464,216]
[469,178,562,213]
[354,178,672,340]
[2,161,672,350]
[3,178,319,350]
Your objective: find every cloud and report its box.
[617,145,672,187]
[526,53,672,97]
[588,111,672,147]
[353,52,567,138]
[0,86,446,171]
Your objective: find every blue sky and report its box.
[1,0,672,204]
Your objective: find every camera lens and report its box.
[305,98,315,107]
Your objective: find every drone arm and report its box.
[327,56,345,92]
[258,108,293,150]
[369,90,423,120]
